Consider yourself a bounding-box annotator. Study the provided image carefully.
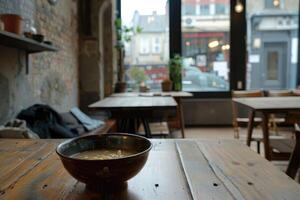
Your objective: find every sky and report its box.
[121,0,168,25]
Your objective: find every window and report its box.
[182,3,196,15]
[181,0,230,92]
[267,51,279,80]
[265,0,281,9]
[200,4,210,15]
[246,0,298,90]
[215,3,227,15]
[140,38,150,54]
[120,0,300,94]
[152,37,161,54]
[121,0,169,91]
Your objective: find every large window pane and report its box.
[181,0,230,92]
[246,0,299,90]
[121,0,169,91]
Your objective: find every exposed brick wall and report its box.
[0,0,79,124]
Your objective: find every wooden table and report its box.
[233,97,300,160]
[1,139,300,199]
[111,92,193,138]
[89,96,177,138]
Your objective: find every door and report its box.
[262,42,287,89]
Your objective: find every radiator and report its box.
[182,98,233,125]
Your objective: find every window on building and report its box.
[215,3,226,15]
[140,38,150,54]
[182,3,196,15]
[265,0,281,9]
[152,37,161,54]
[200,4,210,15]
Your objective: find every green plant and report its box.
[128,66,148,89]
[114,18,142,82]
[169,54,182,91]
[115,18,142,50]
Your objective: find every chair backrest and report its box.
[231,90,264,122]
[267,90,294,97]
[232,90,264,98]
[231,90,264,138]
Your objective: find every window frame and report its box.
[117,0,300,98]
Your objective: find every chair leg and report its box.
[233,122,240,139]
[286,129,300,179]
[257,141,260,154]
[234,128,239,139]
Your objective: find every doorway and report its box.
[262,42,287,89]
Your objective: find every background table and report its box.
[89,96,177,137]
[111,92,193,137]
[1,139,300,199]
[233,96,300,160]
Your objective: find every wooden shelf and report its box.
[0,30,58,73]
[0,31,58,53]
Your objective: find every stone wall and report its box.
[79,0,116,111]
[0,0,79,124]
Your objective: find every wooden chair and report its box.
[232,90,264,138]
[268,90,294,97]
[232,90,264,152]
[267,90,295,135]
[286,123,300,179]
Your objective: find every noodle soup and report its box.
[72,149,137,160]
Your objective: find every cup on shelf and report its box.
[0,14,22,35]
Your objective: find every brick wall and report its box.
[0,0,79,124]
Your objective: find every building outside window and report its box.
[246,0,298,90]
[182,0,230,92]
[122,0,169,91]
[122,0,299,92]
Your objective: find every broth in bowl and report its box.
[71,149,137,160]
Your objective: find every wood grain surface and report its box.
[111,92,193,98]
[1,139,300,200]
[233,97,300,111]
[89,96,177,110]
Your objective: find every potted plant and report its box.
[168,54,183,91]
[128,66,148,91]
[114,18,142,93]
[161,78,172,92]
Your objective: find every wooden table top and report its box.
[111,91,193,98]
[1,138,299,200]
[233,96,300,111]
[89,96,177,110]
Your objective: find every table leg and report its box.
[286,130,300,178]
[128,119,136,134]
[261,112,271,160]
[176,97,185,138]
[141,118,152,138]
[117,119,136,134]
[117,119,126,132]
[246,110,255,147]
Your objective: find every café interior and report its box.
[0,0,300,199]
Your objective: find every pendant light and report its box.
[235,0,244,13]
[273,0,280,7]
